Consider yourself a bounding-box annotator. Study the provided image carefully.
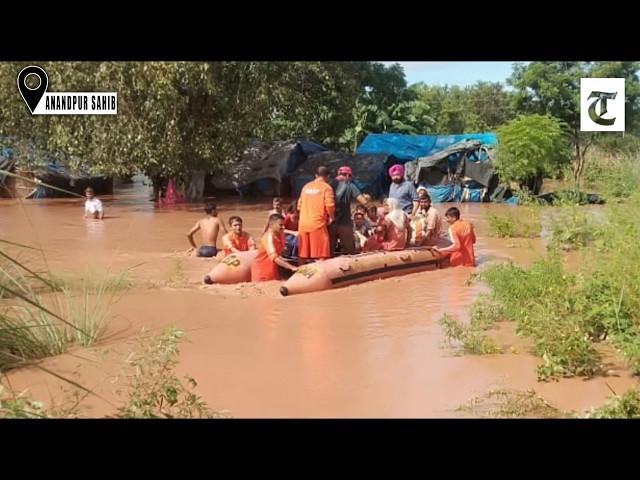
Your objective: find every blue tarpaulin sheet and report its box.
[422,184,487,203]
[424,184,455,203]
[356,133,498,161]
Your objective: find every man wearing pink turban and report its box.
[388,164,418,215]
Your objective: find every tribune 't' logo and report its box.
[580,78,625,132]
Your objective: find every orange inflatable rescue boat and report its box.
[279,247,444,296]
[204,250,259,284]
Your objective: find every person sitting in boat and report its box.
[410,189,444,247]
[283,202,300,259]
[410,202,429,246]
[378,197,390,221]
[270,196,285,216]
[367,204,381,228]
[352,204,374,230]
[251,213,299,282]
[380,197,411,251]
[412,185,429,216]
[363,199,411,252]
[369,197,390,231]
[221,216,256,257]
[362,223,387,252]
[353,212,370,252]
[352,203,367,219]
[263,196,285,232]
[433,207,477,267]
[414,189,428,215]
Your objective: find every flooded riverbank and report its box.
[1,178,636,417]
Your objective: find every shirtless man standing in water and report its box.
[187,203,228,257]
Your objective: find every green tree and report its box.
[496,114,570,192]
[508,61,640,182]
[0,62,367,199]
[242,61,365,148]
[409,81,515,133]
[338,62,435,151]
[466,81,516,130]
[410,84,464,133]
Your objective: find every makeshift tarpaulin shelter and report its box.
[405,139,498,203]
[357,133,499,203]
[0,144,112,199]
[25,159,113,198]
[209,140,274,193]
[290,151,400,199]
[208,140,327,196]
[290,151,350,198]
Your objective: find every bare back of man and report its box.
[198,217,223,245]
[187,203,227,258]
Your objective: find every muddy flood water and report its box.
[1,178,638,417]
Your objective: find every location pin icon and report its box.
[17,66,48,114]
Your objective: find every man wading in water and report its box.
[83,187,104,220]
[187,203,228,258]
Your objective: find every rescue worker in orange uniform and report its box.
[434,207,476,267]
[221,216,256,257]
[251,213,298,282]
[297,166,335,263]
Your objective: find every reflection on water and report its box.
[84,218,105,237]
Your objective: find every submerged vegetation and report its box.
[1,327,227,418]
[443,151,640,391]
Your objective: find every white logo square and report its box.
[580,78,625,132]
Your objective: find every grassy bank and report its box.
[443,151,640,394]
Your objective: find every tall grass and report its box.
[59,270,130,347]
[583,151,640,201]
[1,243,129,370]
[1,249,71,370]
[49,271,133,294]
